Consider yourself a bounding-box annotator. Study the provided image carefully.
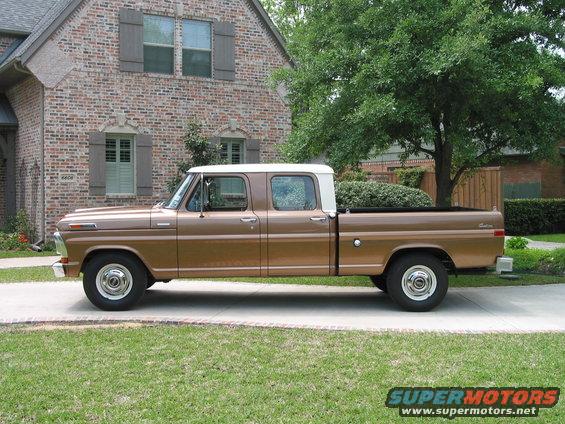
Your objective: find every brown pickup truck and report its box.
[53,164,512,312]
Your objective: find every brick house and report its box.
[0,0,292,240]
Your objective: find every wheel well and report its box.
[81,249,152,278]
[383,248,455,275]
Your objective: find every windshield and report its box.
[163,173,194,209]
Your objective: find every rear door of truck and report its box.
[266,173,331,276]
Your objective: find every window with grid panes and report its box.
[106,136,135,194]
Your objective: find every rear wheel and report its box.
[386,254,448,312]
[369,275,387,292]
[83,253,147,311]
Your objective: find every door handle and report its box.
[310,217,327,223]
[240,217,257,223]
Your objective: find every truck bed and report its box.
[336,208,505,276]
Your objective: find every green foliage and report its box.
[335,168,368,182]
[504,199,565,235]
[505,236,528,250]
[0,232,28,251]
[5,210,36,242]
[167,121,223,193]
[394,167,426,189]
[506,248,565,275]
[335,181,433,208]
[275,0,564,206]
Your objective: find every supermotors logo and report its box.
[386,387,560,419]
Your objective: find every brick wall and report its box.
[37,0,291,235]
[5,77,44,238]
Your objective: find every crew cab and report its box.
[53,164,511,312]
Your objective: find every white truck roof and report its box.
[189,164,334,175]
[189,163,337,213]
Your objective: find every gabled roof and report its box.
[0,94,17,126]
[0,0,291,74]
[0,0,60,34]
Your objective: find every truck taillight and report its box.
[494,230,505,237]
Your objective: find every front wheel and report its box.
[83,253,147,311]
[386,254,448,312]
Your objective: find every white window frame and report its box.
[143,14,175,74]
[182,19,212,78]
[220,138,245,164]
[106,134,136,195]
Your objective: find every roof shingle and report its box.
[0,0,60,34]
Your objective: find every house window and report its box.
[143,15,175,74]
[220,138,244,164]
[182,19,212,77]
[106,136,135,194]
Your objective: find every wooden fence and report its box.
[368,167,503,211]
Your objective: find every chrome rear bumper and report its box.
[496,256,513,274]
[52,261,66,278]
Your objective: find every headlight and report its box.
[53,231,68,257]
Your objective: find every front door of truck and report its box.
[177,174,261,277]
[267,173,330,276]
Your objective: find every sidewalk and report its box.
[0,256,60,269]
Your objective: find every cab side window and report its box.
[187,176,248,212]
[271,175,317,211]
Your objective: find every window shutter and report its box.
[136,134,153,196]
[213,22,235,81]
[245,139,260,163]
[89,132,106,195]
[119,8,144,72]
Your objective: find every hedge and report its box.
[506,247,565,275]
[335,181,433,209]
[504,199,565,235]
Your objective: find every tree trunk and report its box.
[434,146,454,208]
[435,168,453,207]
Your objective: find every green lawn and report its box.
[527,234,565,243]
[0,250,57,259]
[0,326,562,423]
[0,265,564,287]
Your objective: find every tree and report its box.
[167,121,223,192]
[275,0,564,206]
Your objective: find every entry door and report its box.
[267,174,330,276]
[177,174,261,277]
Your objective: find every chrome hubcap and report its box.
[96,264,133,300]
[401,265,437,301]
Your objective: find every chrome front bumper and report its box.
[496,256,513,274]
[52,261,66,278]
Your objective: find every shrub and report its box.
[504,199,565,235]
[336,168,368,182]
[394,167,426,189]
[4,210,36,243]
[539,248,565,275]
[335,181,433,208]
[505,236,528,250]
[0,232,28,251]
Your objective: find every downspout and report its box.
[40,84,45,240]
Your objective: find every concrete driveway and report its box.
[1,281,563,333]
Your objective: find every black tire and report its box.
[369,275,388,292]
[83,253,147,311]
[386,254,448,312]
[146,279,155,289]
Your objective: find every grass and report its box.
[527,233,565,244]
[0,266,564,287]
[0,250,57,259]
[0,326,562,423]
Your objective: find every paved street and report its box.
[0,281,563,333]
